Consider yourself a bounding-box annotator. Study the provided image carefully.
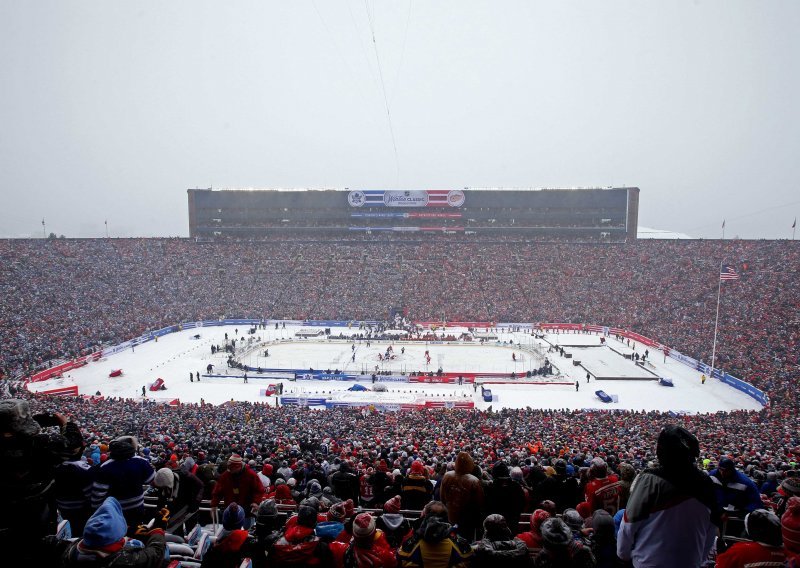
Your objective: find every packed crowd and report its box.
[2,392,800,566]
[1,236,799,566]
[1,238,798,392]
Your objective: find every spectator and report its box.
[45,496,166,567]
[211,454,266,530]
[617,425,720,567]
[533,517,595,568]
[269,499,333,567]
[709,457,763,515]
[440,451,485,541]
[782,496,800,563]
[0,399,85,558]
[343,512,398,567]
[470,513,529,567]
[485,460,526,533]
[152,464,204,532]
[376,495,413,549]
[397,500,474,567]
[716,508,785,567]
[401,460,434,511]
[201,502,260,568]
[517,509,551,555]
[91,435,155,528]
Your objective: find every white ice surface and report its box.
[27,325,763,414]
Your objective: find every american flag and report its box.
[720,265,740,280]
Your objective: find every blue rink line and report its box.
[202,373,291,380]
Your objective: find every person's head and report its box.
[0,399,40,439]
[540,518,572,550]
[718,457,736,480]
[421,500,448,522]
[352,512,377,544]
[222,502,245,531]
[656,425,699,470]
[529,509,551,535]
[782,496,800,556]
[256,499,279,534]
[383,495,402,514]
[81,497,127,550]
[744,509,782,546]
[483,514,512,541]
[228,453,244,473]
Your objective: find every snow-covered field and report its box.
[27,324,763,414]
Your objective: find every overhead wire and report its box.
[363,0,401,186]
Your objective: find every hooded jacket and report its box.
[439,453,485,539]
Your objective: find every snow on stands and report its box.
[26,323,762,414]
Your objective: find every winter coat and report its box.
[397,515,474,568]
[440,453,485,541]
[709,468,764,514]
[471,536,530,567]
[269,524,334,567]
[376,513,413,548]
[485,476,526,533]
[201,529,261,568]
[401,473,434,511]
[211,466,266,513]
[91,440,155,522]
[343,530,398,568]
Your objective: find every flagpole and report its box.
[710,260,723,380]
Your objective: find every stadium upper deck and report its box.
[187,187,640,240]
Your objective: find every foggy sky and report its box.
[1,1,798,239]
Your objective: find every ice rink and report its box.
[27,324,764,414]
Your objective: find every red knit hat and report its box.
[576,501,592,519]
[782,496,800,555]
[410,461,425,475]
[384,496,402,514]
[352,513,376,539]
[530,509,551,534]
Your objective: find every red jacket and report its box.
[344,531,398,568]
[716,541,785,568]
[211,466,266,511]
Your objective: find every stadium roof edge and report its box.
[188,186,637,192]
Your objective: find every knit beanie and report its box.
[530,509,551,534]
[384,496,402,514]
[0,399,40,436]
[297,504,318,528]
[781,476,800,497]
[782,497,800,555]
[563,508,585,531]
[154,467,175,490]
[410,461,425,475]
[328,501,347,522]
[541,518,572,548]
[744,509,782,547]
[82,497,128,548]
[222,502,245,530]
[352,513,376,539]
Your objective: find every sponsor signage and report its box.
[348,190,465,208]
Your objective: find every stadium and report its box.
[3,188,799,565]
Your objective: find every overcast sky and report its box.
[1,1,798,239]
